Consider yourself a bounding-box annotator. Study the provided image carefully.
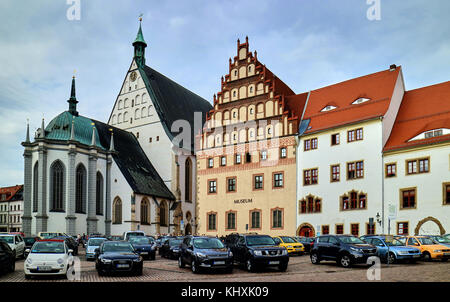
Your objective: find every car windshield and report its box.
[31,241,65,254]
[40,233,59,239]
[88,239,107,246]
[127,233,144,238]
[418,237,436,245]
[169,239,183,247]
[280,236,297,243]
[193,238,225,249]
[103,242,134,253]
[385,239,404,246]
[432,236,450,244]
[246,236,276,246]
[0,236,14,244]
[129,237,152,245]
[339,236,365,244]
[24,238,36,245]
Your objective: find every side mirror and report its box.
[25,249,30,253]
[68,249,73,254]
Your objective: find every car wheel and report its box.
[191,260,199,274]
[422,252,432,262]
[279,263,288,272]
[136,267,143,276]
[9,260,15,272]
[178,256,185,268]
[339,255,352,268]
[387,252,396,264]
[310,253,320,264]
[98,270,105,277]
[246,259,255,272]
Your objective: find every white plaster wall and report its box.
[110,159,133,236]
[296,120,384,236]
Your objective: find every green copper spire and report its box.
[133,18,147,67]
[68,76,79,116]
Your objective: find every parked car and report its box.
[272,236,305,255]
[0,234,25,259]
[9,232,25,238]
[23,236,40,258]
[123,231,146,241]
[400,235,450,261]
[52,236,79,256]
[160,237,184,259]
[294,236,315,253]
[0,239,15,275]
[24,239,74,279]
[425,235,450,248]
[108,235,123,241]
[156,236,176,254]
[85,237,109,261]
[37,232,67,240]
[310,235,378,268]
[443,234,450,240]
[228,234,289,272]
[179,236,233,274]
[129,236,156,260]
[362,235,421,263]
[95,241,143,276]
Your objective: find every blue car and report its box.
[363,236,421,263]
[426,235,450,248]
[86,237,108,261]
[129,236,156,260]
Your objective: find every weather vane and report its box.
[73,69,76,79]
[139,13,143,22]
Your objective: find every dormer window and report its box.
[409,128,449,142]
[425,129,443,138]
[321,105,337,112]
[352,97,370,105]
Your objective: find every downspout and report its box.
[381,117,385,234]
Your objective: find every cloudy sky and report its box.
[0,0,449,187]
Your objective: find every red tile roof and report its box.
[302,67,401,134]
[0,185,23,202]
[383,81,450,152]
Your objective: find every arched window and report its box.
[113,197,122,224]
[118,100,123,109]
[141,107,146,118]
[141,198,150,224]
[96,172,103,215]
[135,108,140,120]
[142,93,147,104]
[75,164,86,213]
[124,111,129,122]
[50,160,65,212]
[33,162,38,212]
[118,113,122,124]
[160,201,167,226]
[135,94,141,105]
[111,115,116,125]
[185,158,192,202]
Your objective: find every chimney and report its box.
[389,64,397,71]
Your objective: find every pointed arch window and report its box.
[75,164,87,214]
[185,158,192,202]
[160,201,167,227]
[96,172,103,215]
[112,197,122,224]
[141,198,150,225]
[33,162,39,212]
[50,160,65,212]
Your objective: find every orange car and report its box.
[399,235,450,261]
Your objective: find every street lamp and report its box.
[376,212,382,226]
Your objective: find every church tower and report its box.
[133,18,147,68]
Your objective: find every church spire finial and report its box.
[68,76,79,116]
[109,128,115,152]
[133,15,147,68]
[25,118,30,143]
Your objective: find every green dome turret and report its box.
[133,19,147,67]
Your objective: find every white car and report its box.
[24,239,74,279]
[0,234,25,259]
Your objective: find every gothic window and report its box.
[185,158,192,201]
[341,191,367,211]
[141,107,146,118]
[112,197,122,224]
[160,201,168,226]
[96,172,103,215]
[50,160,65,212]
[299,195,322,214]
[141,199,150,224]
[135,108,140,120]
[33,162,38,212]
[75,164,86,214]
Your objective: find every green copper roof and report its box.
[133,23,147,46]
[45,111,104,149]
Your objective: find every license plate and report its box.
[140,252,148,255]
[116,264,129,268]
[37,266,52,271]
[214,261,225,265]
[269,261,280,265]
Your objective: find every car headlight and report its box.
[281,249,288,256]
[287,246,293,249]
[195,252,207,258]
[57,258,64,264]
[434,250,442,253]
[133,257,143,262]
[253,250,262,256]
[397,251,408,255]
[229,251,233,257]
[350,247,361,252]
[101,258,112,263]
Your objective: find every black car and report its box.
[160,237,184,259]
[0,239,15,275]
[310,235,378,268]
[52,236,79,255]
[228,234,289,272]
[95,241,143,276]
[156,236,176,254]
[294,236,315,253]
[23,236,40,258]
[128,236,156,260]
[178,236,233,274]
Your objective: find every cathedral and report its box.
[21,21,212,237]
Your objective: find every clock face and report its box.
[130,71,137,82]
